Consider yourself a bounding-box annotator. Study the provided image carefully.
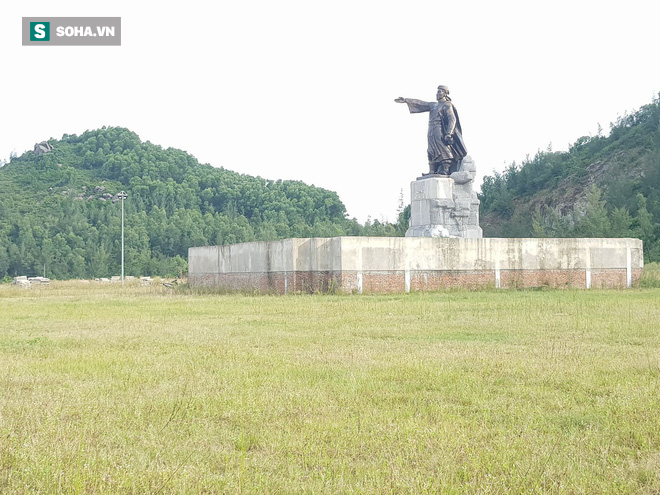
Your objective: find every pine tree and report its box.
[575,186,610,237]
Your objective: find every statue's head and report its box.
[436,85,449,100]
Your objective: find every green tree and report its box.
[575,186,610,237]
[633,194,656,260]
[608,207,633,237]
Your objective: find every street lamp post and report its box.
[117,191,128,287]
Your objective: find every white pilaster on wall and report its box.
[585,248,592,289]
[495,260,501,289]
[626,248,632,288]
[404,270,411,293]
[356,244,363,294]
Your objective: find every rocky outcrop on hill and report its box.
[33,141,53,155]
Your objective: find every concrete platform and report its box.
[188,237,643,293]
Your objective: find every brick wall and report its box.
[189,267,642,294]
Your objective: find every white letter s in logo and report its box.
[34,24,46,39]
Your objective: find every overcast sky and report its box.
[3,1,659,223]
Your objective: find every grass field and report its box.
[1,282,660,493]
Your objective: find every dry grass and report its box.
[1,282,660,493]
[640,262,660,288]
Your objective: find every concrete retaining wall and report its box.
[189,237,644,293]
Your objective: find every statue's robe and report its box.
[403,99,467,166]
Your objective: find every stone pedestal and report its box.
[405,156,483,238]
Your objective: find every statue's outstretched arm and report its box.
[395,98,434,114]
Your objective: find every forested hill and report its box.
[479,95,660,262]
[0,127,401,280]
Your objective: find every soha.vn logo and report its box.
[29,21,116,41]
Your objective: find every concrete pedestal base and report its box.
[406,156,482,238]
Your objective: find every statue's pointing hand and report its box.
[394,97,406,103]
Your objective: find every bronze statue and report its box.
[396,85,467,175]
